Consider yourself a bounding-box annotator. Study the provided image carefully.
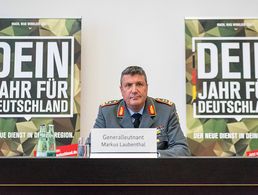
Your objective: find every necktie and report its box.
[132,113,142,128]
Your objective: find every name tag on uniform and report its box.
[90,128,157,158]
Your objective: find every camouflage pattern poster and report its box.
[185,18,258,156]
[0,18,81,156]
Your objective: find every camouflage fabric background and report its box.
[0,18,81,156]
[185,19,258,156]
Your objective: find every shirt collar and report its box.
[127,106,144,116]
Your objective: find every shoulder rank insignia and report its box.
[155,98,173,106]
[101,100,119,107]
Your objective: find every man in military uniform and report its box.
[93,66,190,157]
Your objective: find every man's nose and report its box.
[131,84,137,92]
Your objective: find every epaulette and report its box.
[155,98,173,106]
[101,100,119,107]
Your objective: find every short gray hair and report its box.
[120,66,148,85]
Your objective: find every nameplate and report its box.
[91,128,157,153]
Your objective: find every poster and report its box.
[0,18,81,156]
[185,18,258,156]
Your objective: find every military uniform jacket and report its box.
[93,97,190,157]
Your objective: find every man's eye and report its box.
[125,84,132,88]
[136,82,144,87]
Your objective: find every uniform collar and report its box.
[117,97,156,118]
[145,97,157,117]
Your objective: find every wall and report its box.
[1,0,257,136]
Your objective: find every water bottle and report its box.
[78,137,86,157]
[47,124,56,157]
[85,137,91,158]
[36,124,47,157]
[77,137,91,158]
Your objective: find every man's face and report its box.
[120,74,148,112]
